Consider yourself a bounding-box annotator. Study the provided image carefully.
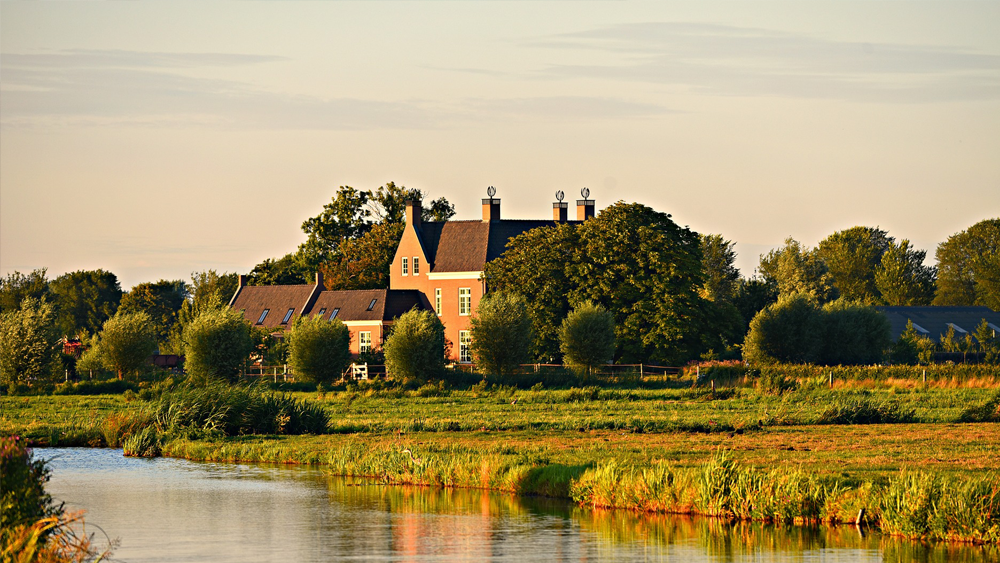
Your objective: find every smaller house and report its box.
[228,272,426,356]
[877,306,1000,342]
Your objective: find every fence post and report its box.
[829,371,833,388]
[696,365,700,379]
[711,379,715,392]
[640,364,643,377]
[922,369,926,385]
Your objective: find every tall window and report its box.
[459,288,471,316]
[402,257,408,276]
[459,331,471,363]
[434,288,442,316]
[413,257,420,275]
[359,331,372,354]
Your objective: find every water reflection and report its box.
[38,449,998,563]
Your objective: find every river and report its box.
[36,448,996,562]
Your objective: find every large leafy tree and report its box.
[118,280,187,347]
[700,234,740,303]
[817,227,893,304]
[875,240,936,306]
[247,253,305,286]
[0,297,60,386]
[48,269,123,337]
[184,307,255,384]
[96,310,157,380]
[481,222,578,362]
[383,309,446,383]
[0,269,49,314]
[320,222,406,291]
[287,316,351,385]
[469,292,533,377]
[759,237,838,304]
[559,302,615,378]
[934,218,1000,309]
[164,270,240,354]
[743,293,824,365]
[819,299,892,365]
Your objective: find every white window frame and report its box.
[434,288,442,316]
[459,330,472,363]
[413,257,420,275]
[359,331,372,354]
[459,288,471,316]
[401,257,408,276]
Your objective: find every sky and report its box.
[2,1,998,290]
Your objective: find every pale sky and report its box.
[2,1,998,289]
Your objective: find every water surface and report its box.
[38,448,996,562]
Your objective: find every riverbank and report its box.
[3,381,999,544]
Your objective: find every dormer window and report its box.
[367,299,377,311]
[281,308,294,324]
[256,309,269,325]
[413,257,420,275]
[330,308,340,320]
[317,308,327,317]
[402,257,408,276]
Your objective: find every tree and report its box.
[570,202,706,364]
[118,280,187,347]
[287,316,351,385]
[973,318,998,364]
[934,218,1000,309]
[759,238,838,304]
[743,293,823,365]
[48,269,122,337]
[700,234,740,303]
[0,298,60,386]
[423,197,456,222]
[559,302,616,377]
[0,269,49,314]
[875,240,936,306]
[469,292,533,376]
[819,299,891,365]
[247,253,306,286]
[733,277,779,332]
[383,309,445,383]
[482,222,578,362]
[320,222,406,291]
[97,310,157,380]
[164,270,239,354]
[817,227,893,304]
[888,319,922,365]
[184,307,254,384]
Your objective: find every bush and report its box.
[820,299,891,365]
[0,297,61,387]
[287,316,350,385]
[815,396,916,424]
[98,310,157,380]
[957,390,1000,422]
[384,309,445,383]
[743,293,822,365]
[184,307,254,384]
[559,302,615,378]
[470,292,533,376]
[0,436,58,532]
[52,379,138,396]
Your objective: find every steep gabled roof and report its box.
[232,285,427,328]
[230,284,315,329]
[418,219,575,273]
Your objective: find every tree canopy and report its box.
[0,297,60,386]
[0,269,49,315]
[759,238,838,304]
[383,308,445,383]
[287,315,351,385]
[816,226,893,304]
[559,302,616,377]
[184,307,254,384]
[48,269,123,338]
[934,218,1000,309]
[469,291,533,377]
[119,280,187,347]
[97,310,158,380]
[875,240,936,306]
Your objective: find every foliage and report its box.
[183,307,254,384]
[732,277,778,332]
[164,270,239,353]
[743,293,823,365]
[48,269,122,338]
[0,269,49,315]
[0,436,57,532]
[482,222,578,362]
[95,310,157,380]
[287,315,351,385]
[700,234,740,303]
[321,221,405,290]
[759,237,838,304]
[0,297,61,386]
[875,239,936,306]
[559,302,616,377]
[469,292,533,377]
[888,320,925,365]
[118,279,187,346]
[957,389,1000,422]
[148,382,329,436]
[934,218,1000,309]
[247,253,307,286]
[384,309,446,383]
[816,226,892,304]
[819,299,892,365]
[815,396,916,424]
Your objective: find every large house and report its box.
[229,191,595,362]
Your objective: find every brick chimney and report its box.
[576,198,595,220]
[315,271,325,291]
[405,200,422,229]
[482,186,500,222]
[553,202,568,222]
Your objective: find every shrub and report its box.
[98,310,157,380]
[559,302,615,378]
[184,307,254,384]
[287,315,350,385]
[743,293,822,365]
[0,297,61,387]
[470,292,533,377]
[815,396,916,424]
[820,299,891,365]
[0,436,57,532]
[957,390,1000,422]
[384,309,445,383]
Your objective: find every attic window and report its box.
[947,323,968,334]
[317,308,327,317]
[281,308,294,324]
[367,299,377,311]
[330,308,340,320]
[256,309,270,324]
[911,323,929,335]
